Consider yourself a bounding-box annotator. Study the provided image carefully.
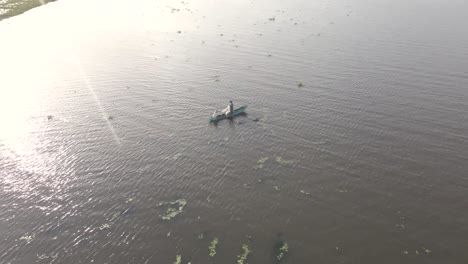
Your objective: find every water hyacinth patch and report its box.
[254,157,269,169]
[237,244,251,264]
[277,242,288,261]
[275,156,294,165]
[209,237,219,257]
[159,199,187,220]
[174,255,181,264]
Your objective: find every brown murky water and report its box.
[1,0,467,263]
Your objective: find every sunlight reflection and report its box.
[75,60,122,146]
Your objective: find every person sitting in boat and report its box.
[221,100,234,116]
[229,100,234,115]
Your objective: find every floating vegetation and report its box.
[174,255,181,264]
[19,235,34,243]
[277,242,288,261]
[422,247,431,254]
[99,223,111,230]
[403,247,431,255]
[275,156,294,165]
[297,82,304,87]
[159,199,187,220]
[254,157,269,169]
[237,244,251,264]
[209,237,219,257]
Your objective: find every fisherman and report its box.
[228,100,234,116]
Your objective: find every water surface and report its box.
[1,0,467,263]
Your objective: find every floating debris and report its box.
[403,250,408,254]
[20,235,34,243]
[395,224,406,229]
[336,188,348,193]
[177,30,182,33]
[422,247,431,254]
[297,82,304,87]
[198,233,204,239]
[254,157,269,169]
[99,223,111,230]
[268,17,276,21]
[159,199,187,220]
[277,242,288,261]
[275,156,294,165]
[107,116,114,120]
[237,244,251,264]
[174,255,181,264]
[274,186,280,191]
[167,231,171,237]
[209,237,219,257]
[300,190,310,195]
[415,250,419,255]
[47,115,53,120]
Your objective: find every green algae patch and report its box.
[237,244,251,264]
[158,199,187,220]
[275,156,294,165]
[254,157,269,169]
[174,255,181,264]
[277,242,288,261]
[208,237,219,257]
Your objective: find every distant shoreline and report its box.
[0,0,57,21]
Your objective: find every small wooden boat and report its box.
[209,105,248,122]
